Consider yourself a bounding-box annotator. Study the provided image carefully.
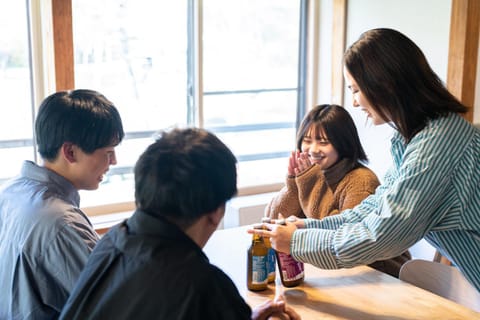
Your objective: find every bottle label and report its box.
[277,252,304,281]
[251,255,268,284]
[267,248,276,277]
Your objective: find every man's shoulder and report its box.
[20,201,97,260]
[61,233,249,319]
[0,180,82,252]
[150,242,224,285]
[0,174,38,200]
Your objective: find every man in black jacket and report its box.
[60,128,299,320]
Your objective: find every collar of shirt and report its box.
[123,209,207,259]
[21,160,80,207]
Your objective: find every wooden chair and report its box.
[399,259,480,312]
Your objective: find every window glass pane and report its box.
[204,91,297,127]
[203,0,300,188]
[214,129,294,187]
[72,0,188,206]
[203,0,299,91]
[0,2,34,184]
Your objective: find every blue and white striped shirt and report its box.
[291,113,480,291]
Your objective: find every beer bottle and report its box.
[261,217,276,283]
[275,218,304,287]
[247,223,268,291]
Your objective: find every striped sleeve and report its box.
[304,161,398,231]
[291,115,471,270]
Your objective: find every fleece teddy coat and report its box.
[265,158,411,277]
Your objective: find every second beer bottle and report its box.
[275,218,304,287]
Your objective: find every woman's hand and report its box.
[294,152,312,176]
[285,215,305,229]
[247,216,298,254]
[287,151,300,176]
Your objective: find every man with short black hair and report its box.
[0,89,124,319]
[60,128,299,320]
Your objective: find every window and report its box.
[0,1,35,185]
[72,0,307,208]
[0,0,307,211]
[202,0,302,188]
[72,0,189,206]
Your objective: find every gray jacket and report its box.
[0,161,99,319]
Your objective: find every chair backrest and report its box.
[399,259,480,312]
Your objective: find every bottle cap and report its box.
[276,218,286,225]
[252,223,264,229]
[261,217,272,223]
[287,216,297,223]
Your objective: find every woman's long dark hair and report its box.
[344,28,467,142]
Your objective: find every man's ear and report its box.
[61,142,77,163]
[208,203,226,228]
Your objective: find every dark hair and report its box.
[296,104,368,164]
[35,89,125,161]
[134,128,237,227]
[344,28,467,142]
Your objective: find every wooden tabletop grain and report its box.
[204,226,480,319]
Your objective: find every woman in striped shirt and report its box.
[250,28,480,292]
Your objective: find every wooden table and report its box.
[204,226,480,319]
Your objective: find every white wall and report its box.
[316,0,333,104]
[318,0,452,179]
[343,0,452,179]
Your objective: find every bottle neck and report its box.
[252,233,263,242]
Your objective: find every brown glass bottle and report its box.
[261,217,276,283]
[247,224,268,291]
[275,219,304,287]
